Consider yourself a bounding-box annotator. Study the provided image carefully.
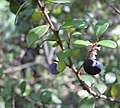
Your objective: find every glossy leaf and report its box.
[74,40,92,46]
[48,0,72,6]
[26,25,49,46]
[78,96,95,108]
[94,21,109,38]
[98,40,117,48]
[57,60,66,72]
[60,19,87,29]
[20,81,26,94]
[57,49,72,60]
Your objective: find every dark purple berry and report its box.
[83,58,104,75]
[48,63,59,75]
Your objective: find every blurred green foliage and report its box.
[0,0,120,108]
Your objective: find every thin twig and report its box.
[103,0,120,15]
[12,93,16,108]
[4,60,48,73]
[43,42,52,64]
[37,0,64,51]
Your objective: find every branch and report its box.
[37,0,64,51]
[4,60,48,73]
[36,0,120,104]
[12,93,16,108]
[71,66,120,103]
[103,0,120,15]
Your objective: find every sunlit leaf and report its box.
[47,0,72,6]
[52,94,62,104]
[74,40,92,46]
[32,11,43,22]
[105,72,116,84]
[98,40,117,48]
[72,32,81,36]
[94,21,109,38]
[26,25,49,46]
[111,83,120,98]
[57,60,66,72]
[0,96,5,108]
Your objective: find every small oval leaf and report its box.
[47,0,72,6]
[98,40,117,48]
[20,81,26,94]
[40,91,52,104]
[94,21,109,38]
[78,96,95,108]
[57,60,66,72]
[74,40,92,46]
[60,19,87,29]
[57,49,72,60]
[26,25,49,46]
[72,32,81,36]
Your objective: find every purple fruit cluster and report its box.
[48,63,59,75]
[83,58,104,75]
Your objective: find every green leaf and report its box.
[98,40,117,48]
[26,25,49,46]
[15,1,29,25]
[72,32,81,36]
[81,74,95,86]
[30,92,40,101]
[47,0,72,6]
[52,40,65,47]
[46,33,56,41]
[60,19,87,29]
[95,81,107,94]
[0,96,5,108]
[94,21,109,38]
[57,49,72,60]
[74,40,92,46]
[40,91,52,104]
[57,60,66,72]
[9,0,21,14]
[111,83,120,98]
[20,81,26,94]
[78,96,95,108]
[32,11,43,22]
